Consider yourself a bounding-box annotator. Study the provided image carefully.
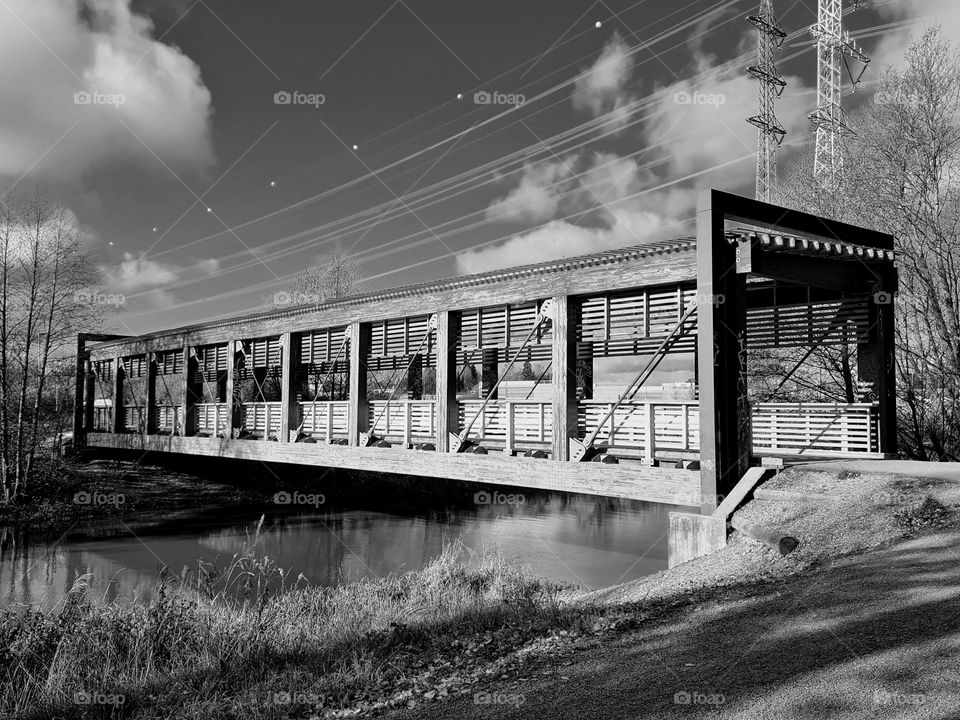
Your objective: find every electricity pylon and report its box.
[747,0,787,203]
[809,0,870,185]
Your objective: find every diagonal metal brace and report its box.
[450,298,554,453]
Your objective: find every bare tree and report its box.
[291,242,364,302]
[0,184,101,503]
[779,27,960,460]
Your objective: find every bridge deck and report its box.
[86,432,702,506]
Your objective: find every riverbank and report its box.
[2,464,958,718]
[0,455,266,532]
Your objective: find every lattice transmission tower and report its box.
[747,0,787,203]
[809,0,870,184]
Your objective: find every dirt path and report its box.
[385,507,960,719]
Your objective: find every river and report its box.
[0,490,689,609]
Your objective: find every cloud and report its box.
[870,0,960,68]
[100,253,219,296]
[573,33,635,135]
[457,207,686,275]
[0,0,214,180]
[485,158,577,224]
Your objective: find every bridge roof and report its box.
[89,237,699,355]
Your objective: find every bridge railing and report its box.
[93,407,111,432]
[298,401,350,442]
[578,401,699,461]
[750,402,879,456]
[368,400,436,446]
[458,400,553,453]
[240,401,282,439]
[196,402,228,435]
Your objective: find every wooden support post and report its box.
[435,310,459,452]
[83,358,94,433]
[858,291,897,455]
[145,351,157,436]
[74,337,88,447]
[551,295,577,461]
[643,402,656,465]
[348,322,371,446]
[280,332,299,442]
[181,344,197,437]
[111,357,124,433]
[225,340,237,439]
[697,190,751,513]
[504,401,515,455]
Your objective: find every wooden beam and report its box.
[225,340,237,439]
[741,248,877,291]
[709,189,895,251]
[73,337,89,446]
[280,332,299,442]
[348,322,371,446]
[111,357,124,433]
[85,432,702,505]
[145,352,158,435]
[434,310,459,452]
[551,295,577,461]
[181,343,193,436]
[858,294,898,454]
[83,358,94,435]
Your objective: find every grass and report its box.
[0,526,589,719]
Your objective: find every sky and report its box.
[0,0,952,336]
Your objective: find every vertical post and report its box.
[551,295,577,461]
[858,289,897,455]
[73,336,88,446]
[697,190,751,514]
[280,332,299,442]
[181,343,197,437]
[111,357,124,433]
[225,340,237,439]
[644,402,656,464]
[348,322,370,445]
[83,358,95,433]
[504,401,514,455]
[434,310,459,452]
[145,351,157,436]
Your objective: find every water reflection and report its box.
[0,492,690,610]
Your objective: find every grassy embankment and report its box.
[1,466,958,719]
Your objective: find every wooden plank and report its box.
[280,331,297,442]
[348,322,371,446]
[111,356,123,433]
[711,466,772,522]
[145,352,157,436]
[86,432,702,505]
[551,295,576,461]
[225,340,236,439]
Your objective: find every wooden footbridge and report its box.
[75,191,898,510]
